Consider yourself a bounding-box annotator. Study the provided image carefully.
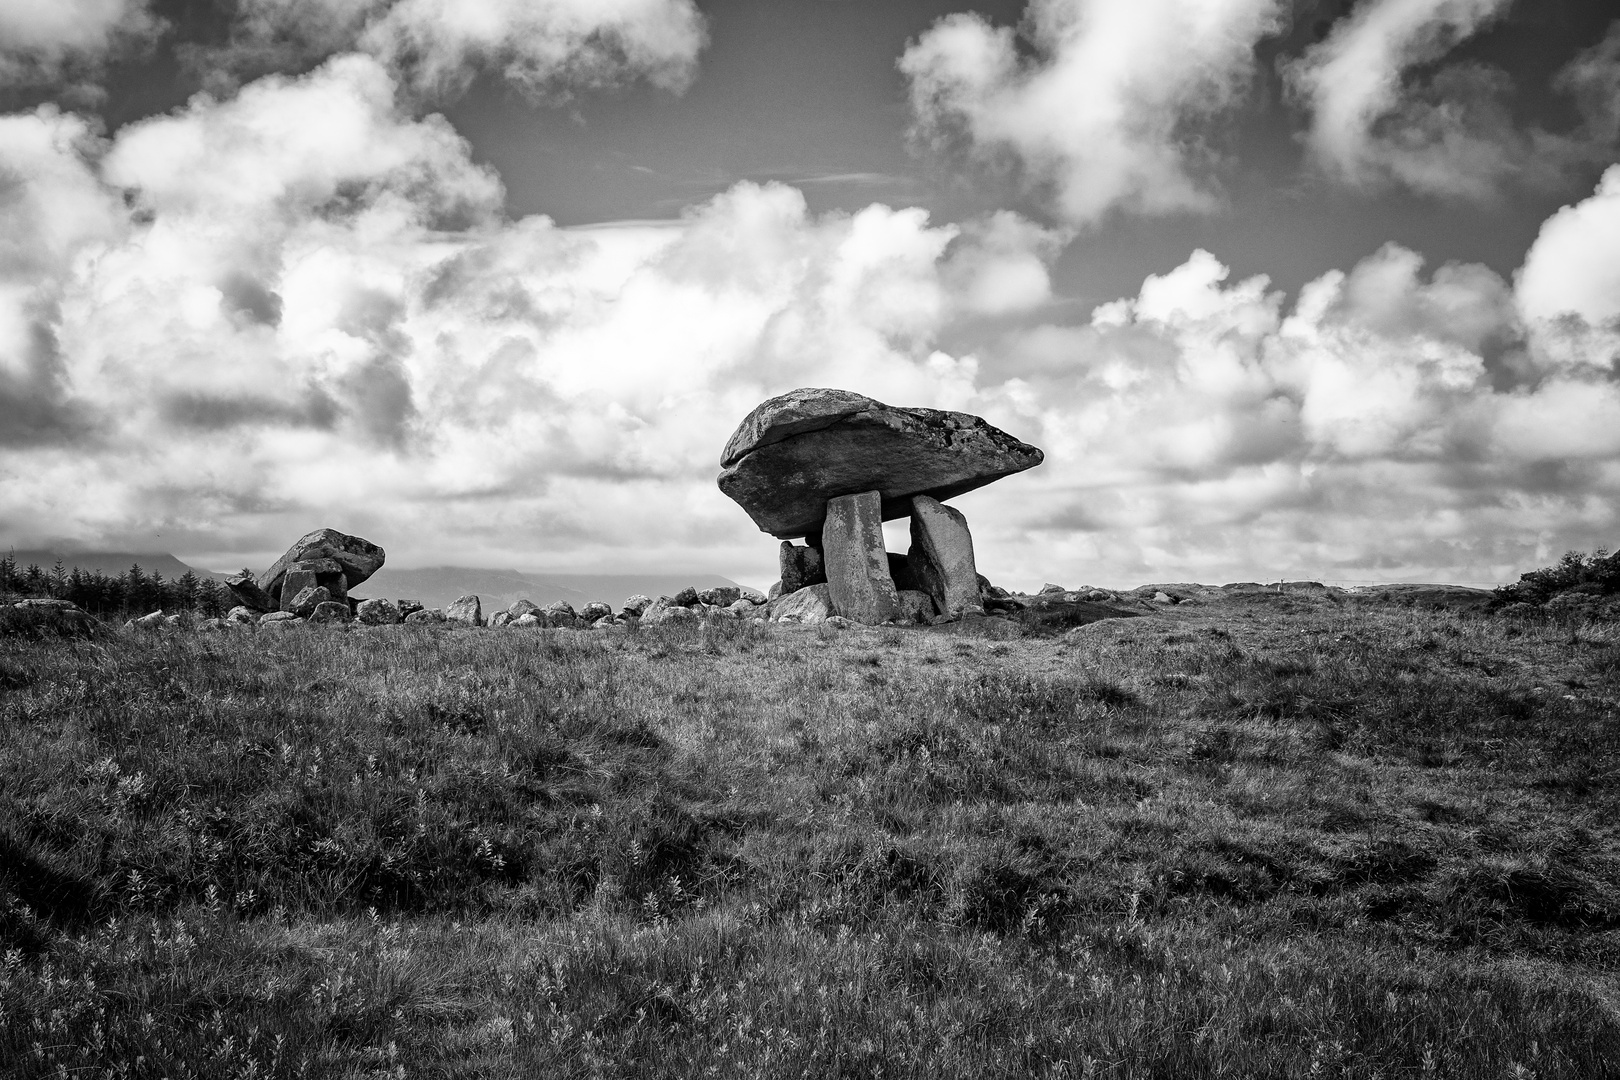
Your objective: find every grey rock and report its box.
[887,551,923,593]
[261,528,385,604]
[718,388,1044,539]
[398,600,424,618]
[404,608,446,625]
[278,568,318,612]
[738,586,768,604]
[768,583,834,624]
[779,541,826,595]
[768,581,783,600]
[512,613,542,628]
[909,495,983,618]
[446,595,483,625]
[259,610,299,624]
[896,589,937,624]
[671,586,700,607]
[697,586,741,607]
[489,611,512,628]
[15,598,75,610]
[641,601,697,626]
[224,605,258,624]
[1040,582,1066,595]
[592,616,616,629]
[580,601,613,622]
[164,614,185,629]
[225,570,274,613]
[356,598,401,625]
[824,615,851,629]
[623,595,653,616]
[545,601,579,628]
[309,601,351,624]
[726,598,759,616]
[287,585,331,618]
[508,599,541,620]
[1152,591,1174,604]
[822,490,900,625]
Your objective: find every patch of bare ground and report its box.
[2,596,1617,1077]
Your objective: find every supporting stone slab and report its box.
[779,541,826,595]
[821,490,901,624]
[908,495,983,618]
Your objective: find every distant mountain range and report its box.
[9,549,747,611]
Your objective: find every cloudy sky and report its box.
[1,0,1617,589]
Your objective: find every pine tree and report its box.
[176,570,200,611]
[49,560,68,598]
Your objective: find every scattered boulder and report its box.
[545,601,579,628]
[260,611,299,625]
[509,599,542,621]
[446,595,483,626]
[822,490,900,625]
[1152,591,1174,604]
[309,601,351,624]
[404,608,446,625]
[767,581,783,600]
[623,595,653,616]
[225,570,274,613]
[512,613,543,628]
[126,610,167,630]
[580,601,613,622]
[1040,582,1066,595]
[671,586,700,607]
[279,560,347,610]
[224,606,257,624]
[697,587,741,607]
[767,582,834,624]
[286,585,332,618]
[725,598,758,617]
[718,388,1044,540]
[592,616,616,629]
[909,495,984,619]
[641,600,696,626]
[738,586,767,604]
[896,589,937,625]
[356,598,401,625]
[398,600,424,619]
[490,611,512,628]
[261,528,385,606]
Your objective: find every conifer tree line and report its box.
[0,552,231,618]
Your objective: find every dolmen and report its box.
[718,387,1043,625]
[226,527,386,624]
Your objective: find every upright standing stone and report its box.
[446,595,483,626]
[908,495,983,618]
[779,541,826,595]
[821,490,900,624]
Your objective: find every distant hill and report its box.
[354,567,750,612]
[5,550,229,583]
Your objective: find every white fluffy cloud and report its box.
[1286,1,1620,198]
[0,0,160,87]
[4,46,1620,586]
[198,0,707,98]
[900,0,1285,225]
[0,55,1047,575]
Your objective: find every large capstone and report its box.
[262,528,385,605]
[717,388,1043,540]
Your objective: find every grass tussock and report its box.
[2,605,1618,1077]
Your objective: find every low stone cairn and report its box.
[717,387,1045,627]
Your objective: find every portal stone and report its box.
[908,495,983,618]
[821,490,900,625]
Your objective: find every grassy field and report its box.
[1,594,1617,1078]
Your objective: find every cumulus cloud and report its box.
[5,38,1620,586]
[1286,1,1620,198]
[0,55,1053,573]
[0,0,161,89]
[900,0,1286,226]
[189,0,708,99]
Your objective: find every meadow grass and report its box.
[1,598,1617,1077]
